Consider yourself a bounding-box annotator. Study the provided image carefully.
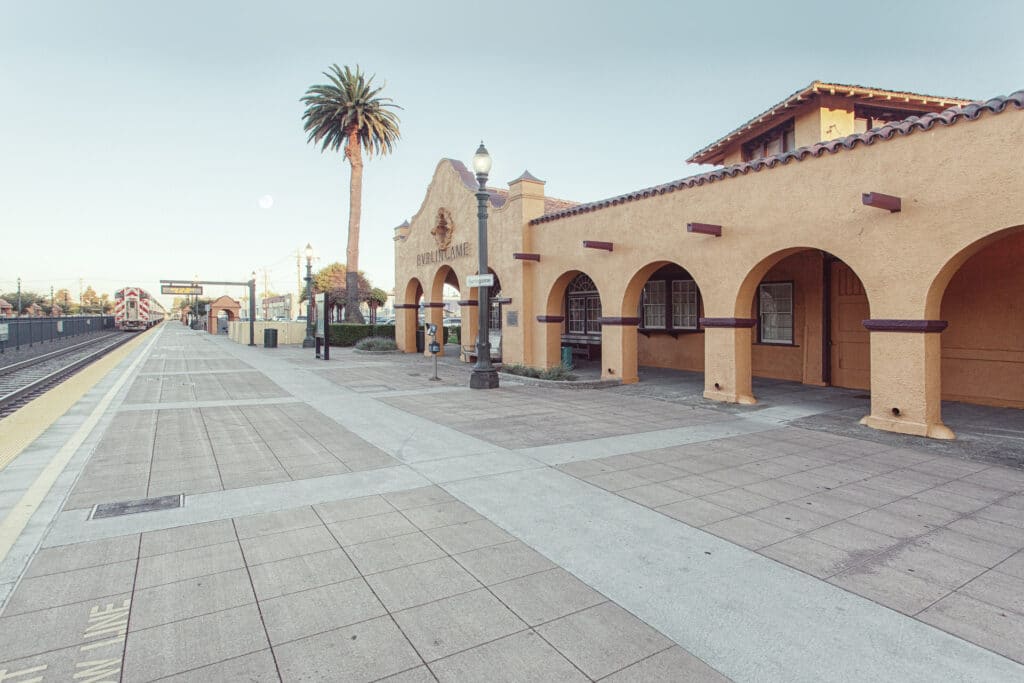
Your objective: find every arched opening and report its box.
[397,278,424,353]
[428,266,464,357]
[931,225,1024,409]
[539,270,603,374]
[621,261,705,386]
[736,248,872,395]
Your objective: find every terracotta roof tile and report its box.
[687,80,974,164]
[531,90,1024,226]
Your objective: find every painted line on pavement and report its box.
[0,331,160,564]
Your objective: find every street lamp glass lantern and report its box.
[304,243,314,261]
[472,142,492,176]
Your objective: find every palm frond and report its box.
[301,64,403,159]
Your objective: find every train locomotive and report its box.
[114,287,165,331]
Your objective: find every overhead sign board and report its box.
[161,285,203,295]
[466,274,495,288]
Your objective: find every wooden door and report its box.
[830,261,870,390]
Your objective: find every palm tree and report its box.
[302,64,401,323]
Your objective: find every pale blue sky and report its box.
[1,1,1021,308]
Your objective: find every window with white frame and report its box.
[759,282,793,344]
[568,297,586,334]
[642,281,666,328]
[672,280,699,329]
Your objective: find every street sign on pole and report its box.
[466,274,495,288]
[161,285,203,296]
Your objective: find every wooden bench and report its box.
[560,334,601,361]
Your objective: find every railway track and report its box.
[0,331,139,419]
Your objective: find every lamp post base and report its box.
[302,337,315,348]
[469,368,500,389]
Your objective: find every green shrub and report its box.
[499,363,576,381]
[328,323,396,346]
[355,336,398,351]
[539,366,578,381]
[446,325,461,344]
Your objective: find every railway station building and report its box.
[393,82,1024,440]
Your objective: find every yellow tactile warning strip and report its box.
[0,330,153,471]
[0,329,159,564]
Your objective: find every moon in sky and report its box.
[258,194,274,209]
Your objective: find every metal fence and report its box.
[0,316,116,352]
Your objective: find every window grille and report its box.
[759,282,793,344]
[642,281,666,328]
[671,280,699,329]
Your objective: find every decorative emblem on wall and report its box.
[431,208,455,250]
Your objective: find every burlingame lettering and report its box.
[417,241,471,266]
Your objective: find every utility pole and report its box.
[78,278,83,315]
[50,286,54,313]
[16,277,22,317]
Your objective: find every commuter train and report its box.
[114,287,165,331]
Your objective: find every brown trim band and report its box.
[457,300,478,306]
[537,315,565,323]
[582,240,613,251]
[393,303,418,309]
[422,302,445,309]
[599,316,640,326]
[513,252,541,261]
[686,222,722,236]
[699,317,757,328]
[862,319,948,333]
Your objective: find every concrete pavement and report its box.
[1,324,1023,681]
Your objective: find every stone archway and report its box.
[929,225,1024,410]
[206,296,241,334]
[619,260,707,386]
[396,278,424,353]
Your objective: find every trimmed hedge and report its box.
[327,323,396,346]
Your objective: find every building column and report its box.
[395,305,418,353]
[700,318,757,404]
[423,303,445,357]
[598,317,639,383]
[860,320,954,439]
[459,300,478,362]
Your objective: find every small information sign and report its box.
[161,285,203,296]
[466,274,495,288]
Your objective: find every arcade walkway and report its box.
[0,324,1022,681]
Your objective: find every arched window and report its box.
[566,273,601,335]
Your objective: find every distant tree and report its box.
[313,262,374,317]
[302,64,401,324]
[54,288,73,311]
[367,287,388,306]
[0,290,46,315]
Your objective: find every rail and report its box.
[0,331,138,418]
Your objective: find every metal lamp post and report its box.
[303,243,315,348]
[469,142,499,389]
[248,270,256,346]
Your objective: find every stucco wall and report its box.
[941,231,1024,407]
[395,105,1024,438]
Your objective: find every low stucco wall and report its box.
[227,321,308,345]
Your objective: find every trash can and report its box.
[416,328,425,353]
[263,328,278,348]
[561,346,574,369]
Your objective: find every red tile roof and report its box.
[531,90,1023,226]
[446,158,578,214]
[687,81,973,165]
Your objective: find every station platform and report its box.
[0,323,1023,681]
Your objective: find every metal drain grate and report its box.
[90,494,183,520]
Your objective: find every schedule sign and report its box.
[161,285,203,296]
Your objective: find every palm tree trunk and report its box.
[345,128,365,323]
